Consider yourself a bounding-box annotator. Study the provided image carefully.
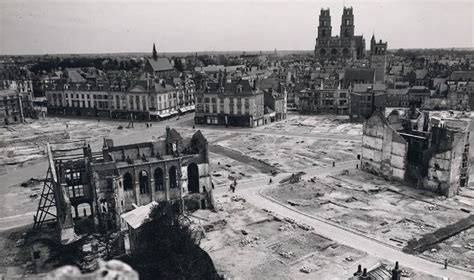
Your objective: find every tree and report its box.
[123,202,222,280]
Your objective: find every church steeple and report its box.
[152,43,158,60]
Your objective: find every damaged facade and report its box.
[34,127,214,244]
[361,110,470,197]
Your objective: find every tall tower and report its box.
[340,7,354,39]
[315,8,331,61]
[370,34,388,83]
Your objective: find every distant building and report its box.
[145,57,176,78]
[1,89,24,125]
[343,68,375,88]
[361,110,470,197]
[370,34,388,83]
[349,83,387,122]
[194,76,265,127]
[45,76,195,121]
[314,7,366,63]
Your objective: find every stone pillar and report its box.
[133,168,140,205]
[164,161,170,201]
[149,164,155,202]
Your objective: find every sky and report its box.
[0,0,473,55]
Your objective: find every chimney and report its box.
[391,261,401,280]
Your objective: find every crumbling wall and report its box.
[423,129,468,197]
[361,112,408,181]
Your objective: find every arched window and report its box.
[187,163,199,193]
[139,170,149,194]
[331,48,338,55]
[123,172,133,191]
[169,166,178,189]
[154,168,164,191]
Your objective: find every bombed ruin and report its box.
[33,127,214,244]
[361,109,470,197]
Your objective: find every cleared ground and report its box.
[1,113,472,279]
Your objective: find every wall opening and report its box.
[139,170,149,194]
[154,168,164,191]
[187,163,200,193]
[169,166,178,189]
[123,172,134,191]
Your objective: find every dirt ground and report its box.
[197,192,439,280]
[1,113,472,279]
[0,118,124,175]
[255,115,363,136]
[265,169,474,271]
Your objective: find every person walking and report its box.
[444,259,448,269]
[332,161,335,167]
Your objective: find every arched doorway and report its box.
[77,203,92,217]
[154,168,164,191]
[139,170,149,194]
[123,172,133,191]
[169,166,178,189]
[187,163,199,193]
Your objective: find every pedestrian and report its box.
[234,179,237,187]
[193,125,195,129]
[444,259,448,269]
[332,161,335,167]
[269,178,272,184]
[356,164,359,169]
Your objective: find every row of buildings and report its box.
[43,56,196,121]
[295,69,474,122]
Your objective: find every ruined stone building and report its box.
[361,110,470,197]
[1,88,34,125]
[34,127,213,244]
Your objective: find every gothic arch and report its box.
[342,48,350,56]
[169,166,178,189]
[154,168,164,191]
[331,48,338,55]
[320,49,327,56]
[123,172,134,191]
[187,163,199,194]
[139,170,149,194]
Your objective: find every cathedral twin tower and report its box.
[315,7,385,64]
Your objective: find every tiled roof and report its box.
[67,69,86,83]
[344,68,375,82]
[450,71,474,81]
[352,83,386,93]
[121,201,158,229]
[147,57,174,72]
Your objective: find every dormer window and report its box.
[86,84,91,90]
[237,85,243,93]
[75,84,80,90]
[64,84,69,90]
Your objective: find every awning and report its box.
[158,112,172,118]
[169,110,179,116]
[178,105,196,113]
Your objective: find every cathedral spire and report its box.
[152,43,158,60]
